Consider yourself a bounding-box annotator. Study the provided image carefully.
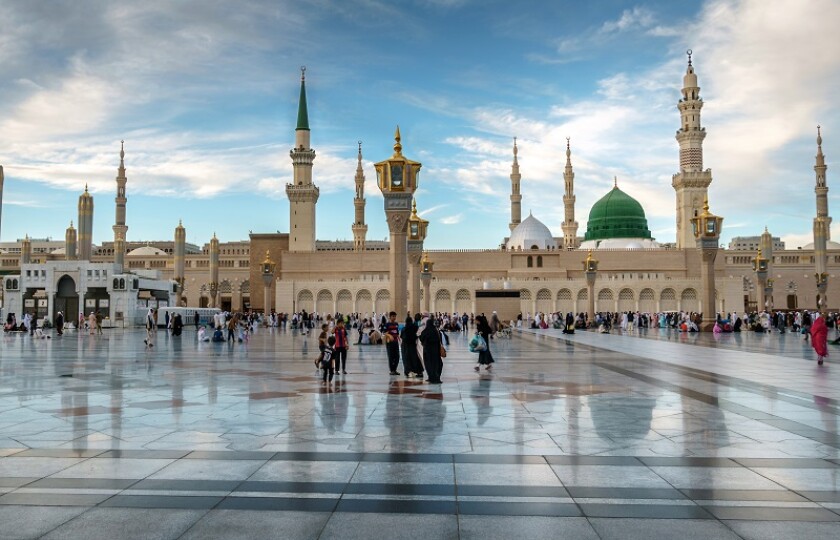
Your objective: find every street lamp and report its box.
[753,249,768,313]
[816,272,828,312]
[420,252,433,313]
[261,250,276,324]
[407,200,429,316]
[583,250,598,325]
[691,198,723,331]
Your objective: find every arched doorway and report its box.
[55,275,79,322]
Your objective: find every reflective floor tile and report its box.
[458,516,599,540]
[725,520,840,540]
[40,508,207,540]
[589,518,742,540]
[454,463,561,486]
[318,512,459,540]
[0,505,89,539]
[179,509,330,540]
[550,464,673,488]
[50,458,175,479]
[249,460,358,483]
[350,462,454,485]
[649,466,786,490]
[147,459,265,481]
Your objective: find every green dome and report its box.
[584,186,652,242]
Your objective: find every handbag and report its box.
[440,344,447,358]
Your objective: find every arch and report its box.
[536,255,543,268]
[527,255,533,268]
[240,280,250,294]
[536,288,552,314]
[375,289,390,313]
[639,288,656,313]
[618,288,635,312]
[597,288,613,312]
[336,289,352,314]
[577,288,588,302]
[556,288,573,313]
[297,289,314,312]
[520,288,532,314]
[681,288,699,313]
[219,280,232,294]
[55,275,78,321]
[435,289,451,313]
[316,289,334,314]
[113,278,119,290]
[454,289,471,314]
[356,289,373,314]
[660,288,677,311]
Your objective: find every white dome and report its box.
[127,246,167,257]
[801,241,840,250]
[507,214,555,250]
[52,247,66,255]
[579,238,661,250]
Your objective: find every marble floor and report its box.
[0,325,839,539]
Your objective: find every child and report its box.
[321,335,336,383]
[316,323,328,370]
[198,325,209,342]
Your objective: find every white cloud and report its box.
[440,213,463,225]
[600,7,656,34]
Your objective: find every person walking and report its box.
[194,311,200,330]
[144,308,156,348]
[400,315,423,378]
[95,311,103,335]
[811,313,828,366]
[384,312,401,375]
[334,319,349,374]
[55,311,64,336]
[474,314,495,372]
[419,315,443,384]
[88,312,96,335]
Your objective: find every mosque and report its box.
[0,52,836,326]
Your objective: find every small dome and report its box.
[584,185,652,242]
[52,247,66,255]
[127,246,167,257]
[507,213,555,250]
[802,241,840,250]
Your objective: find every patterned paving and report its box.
[0,326,839,538]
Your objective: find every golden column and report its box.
[65,221,77,260]
[407,199,429,315]
[77,185,94,261]
[209,233,219,309]
[691,198,723,331]
[753,249,768,312]
[375,127,421,316]
[420,252,434,314]
[583,250,598,323]
[174,220,186,306]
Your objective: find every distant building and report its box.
[728,236,785,251]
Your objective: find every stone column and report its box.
[385,203,411,316]
[408,247,422,315]
[421,273,431,313]
[585,275,596,322]
[699,247,718,331]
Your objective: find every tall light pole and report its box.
[583,250,598,325]
[261,250,276,323]
[420,252,433,314]
[407,200,429,316]
[691,198,723,331]
[753,249,768,313]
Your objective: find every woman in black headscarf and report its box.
[475,315,495,371]
[400,316,424,378]
[419,316,443,384]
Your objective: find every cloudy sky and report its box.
[0,0,838,249]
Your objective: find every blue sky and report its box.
[0,0,838,249]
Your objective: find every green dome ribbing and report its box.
[584,186,652,242]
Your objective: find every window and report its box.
[527,256,533,268]
[537,256,543,268]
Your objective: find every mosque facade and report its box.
[0,53,837,326]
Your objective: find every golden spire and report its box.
[263,249,272,265]
[411,198,418,217]
[393,125,402,156]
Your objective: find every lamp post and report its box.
[816,272,828,312]
[766,278,774,311]
[407,200,429,316]
[261,250,276,323]
[375,127,421,316]
[753,249,768,314]
[583,250,598,325]
[691,198,723,331]
[420,252,433,314]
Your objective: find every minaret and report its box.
[815,125,831,239]
[113,141,128,269]
[672,50,713,249]
[561,137,578,249]
[509,137,522,232]
[174,220,186,305]
[65,221,77,260]
[21,234,31,264]
[814,126,830,308]
[77,185,94,260]
[209,233,219,308]
[352,141,368,251]
[285,67,320,252]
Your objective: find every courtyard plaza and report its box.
[0,325,838,539]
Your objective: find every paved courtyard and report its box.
[0,325,839,539]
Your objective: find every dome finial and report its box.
[565,137,571,160]
[120,140,125,160]
[393,125,402,155]
[687,49,693,67]
[300,65,306,82]
[817,125,823,149]
[613,176,618,189]
[513,136,518,156]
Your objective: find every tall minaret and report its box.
[814,125,830,307]
[65,221,77,260]
[113,141,128,269]
[561,137,578,249]
[21,234,31,264]
[285,67,319,252]
[174,220,186,305]
[209,233,219,308]
[509,137,522,232]
[672,50,712,249]
[77,185,94,260]
[352,141,368,251]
